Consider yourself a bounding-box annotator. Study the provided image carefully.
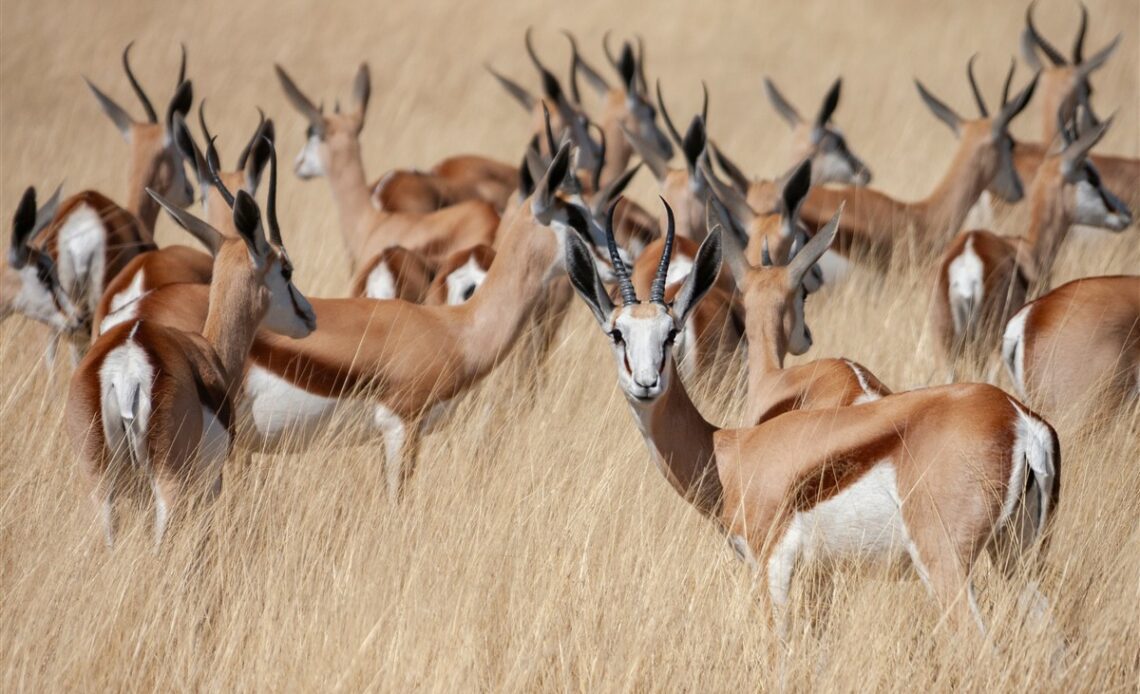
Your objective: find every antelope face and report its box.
[260,251,316,338]
[3,251,82,333]
[295,124,327,179]
[806,125,872,186]
[606,302,679,401]
[987,130,1024,203]
[624,92,674,163]
[1068,162,1132,231]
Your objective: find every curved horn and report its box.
[592,163,641,218]
[650,197,675,304]
[204,134,235,208]
[176,43,187,87]
[1025,1,1068,66]
[236,107,268,170]
[966,54,988,117]
[635,35,648,95]
[264,136,281,246]
[605,201,638,305]
[122,42,157,123]
[1001,57,1016,107]
[655,80,683,148]
[589,120,607,193]
[602,31,620,74]
[1073,2,1088,64]
[700,80,709,127]
[525,27,563,102]
[563,30,609,98]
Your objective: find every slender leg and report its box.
[375,407,421,505]
[152,474,181,551]
[91,477,117,549]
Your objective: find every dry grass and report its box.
[2,0,1139,690]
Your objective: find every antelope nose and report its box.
[634,373,659,390]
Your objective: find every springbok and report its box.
[709,197,892,424]
[22,44,194,363]
[99,144,582,504]
[94,109,274,336]
[1015,3,1136,214]
[563,31,674,187]
[711,77,872,204]
[424,244,497,305]
[932,115,1132,375]
[3,187,81,336]
[622,82,710,240]
[348,244,496,305]
[1003,275,1139,420]
[275,63,500,271]
[66,179,316,548]
[796,59,1038,273]
[565,199,1058,635]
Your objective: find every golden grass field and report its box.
[2,0,1138,690]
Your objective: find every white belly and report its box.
[240,366,377,451]
[793,462,907,564]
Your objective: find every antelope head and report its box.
[915,57,1039,203]
[566,31,673,165]
[149,136,316,338]
[1021,1,1120,143]
[84,43,195,208]
[275,62,370,180]
[712,193,841,361]
[566,198,722,401]
[173,104,275,224]
[2,186,81,333]
[763,76,872,186]
[1042,111,1132,231]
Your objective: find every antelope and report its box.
[23,44,194,363]
[711,77,872,206]
[1003,275,1140,420]
[100,145,582,504]
[3,187,82,337]
[424,244,496,305]
[932,115,1132,375]
[622,82,710,240]
[94,108,275,336]
[565,200,1059,636]
[709,197,893,425]
[66,173,317,547]
[275,63,500,271]
[795,59,1038,273]
[485,28,603,171]
[563,31,674,188]
[1018,3,1136,215]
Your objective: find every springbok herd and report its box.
[2,3,1137,647]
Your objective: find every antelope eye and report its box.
[610,329,624,344]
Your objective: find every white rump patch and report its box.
[947,234,984,336]
[1001,304,1032,399]
[100,269,147,334]
[57,204,106,312]
[98,325,154,470]
[444,256,489,305]
[364,261,398,300]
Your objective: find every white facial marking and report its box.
[612,308,675,400]
[294,133,325,178]
[13,265,65,329]
[363,260,398,300]
[444,256,488,305]
[262,261,314,338]
[947,234,985,336]
[1073,180,1127,230]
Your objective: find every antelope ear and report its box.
[485,64,537,112]
[707,195,751,288]
[915,80,962,137]
[787,204,843,289]
[84,78,134,140]
[231,189,267,257]
[815,78,841,130]
[9,187,37,267]
[165,80,194,135]
[275,64,326,134]
[531,142,572,224]
[1061,116,1111,179]
[763,77,802,128]
[994,72,1039,136]
[353,63,371,123]
[672,229,722,324]
[620,123,669,182]
[148,187,224,255]
[565,228,614,326]
[681,117,706,174]
[172,112,208,184]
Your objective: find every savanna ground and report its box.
[2,0,1138,690]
